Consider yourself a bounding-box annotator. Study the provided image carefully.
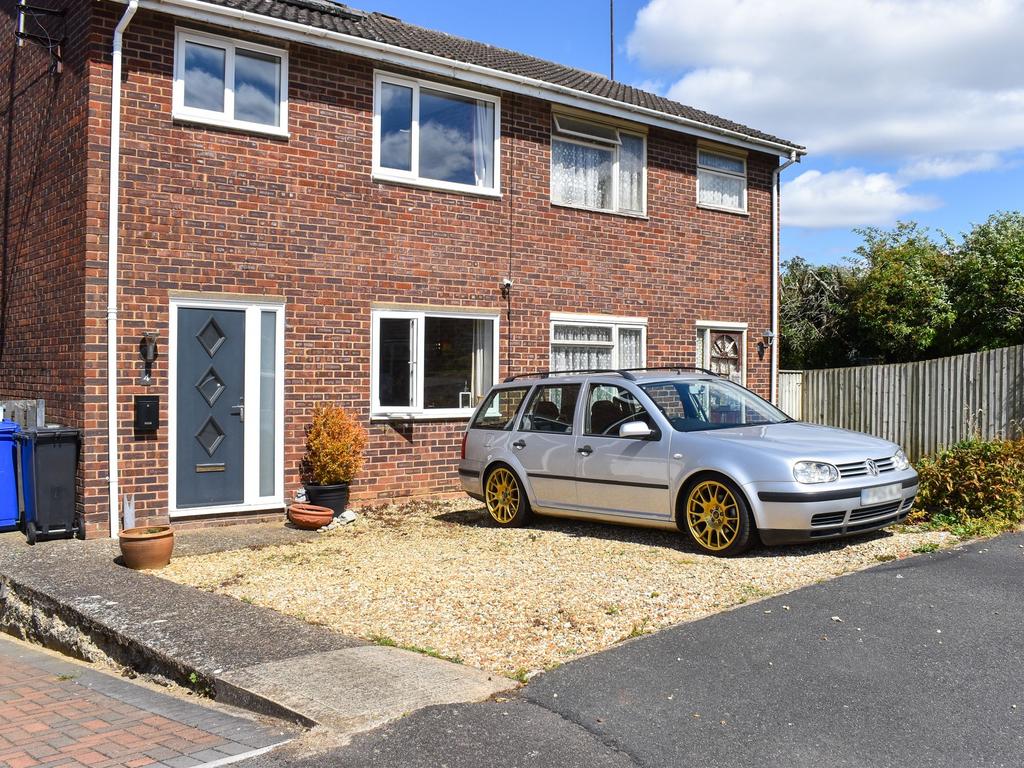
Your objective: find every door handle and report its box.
[230,400,245,422]
[577,444,593,456]
[511,439,526,449]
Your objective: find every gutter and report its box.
[107,0,138,538]
[770,151,799,405]
[133,0,804,159]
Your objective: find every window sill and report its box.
[172,112,290,139]
[697,203,749,217]
[371,411,474,423]
[372,173,503,199]
[550,201,648,220]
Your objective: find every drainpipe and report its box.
[770,150,799,405]
[107,0,138,538]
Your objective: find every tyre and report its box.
[484,466,532,527]
[681,477,755,556]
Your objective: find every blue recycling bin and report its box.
[0,420,20,531]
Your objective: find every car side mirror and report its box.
[619,421,654,439]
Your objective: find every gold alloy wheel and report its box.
[485,467,520,524]
[686,480,741,551]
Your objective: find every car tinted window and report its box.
[520,384,581,434]
[471,387,529,430]
[641,379,787,432]
[585,384,656,436]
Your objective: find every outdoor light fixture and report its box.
[138,332,158,384]
[762,329,776,347]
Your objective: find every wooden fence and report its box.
[777,345,1024,460]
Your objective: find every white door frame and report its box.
[168,294,286,517]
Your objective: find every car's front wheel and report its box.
[682,477,755,556]
[484,466,531,527]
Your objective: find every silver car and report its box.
[458,368,918,556]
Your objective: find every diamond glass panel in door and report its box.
[418,88,494,187]
[183,42,226,112]
[378,318,414,408]
[551,140,613,210]
[423,317,493,409]
[379,82,413,172]
[234,49,281,126]
[177,308,246,508]
[709,332,742,383]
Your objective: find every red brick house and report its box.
[0,0,804,538]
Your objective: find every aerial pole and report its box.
[610,0,615,80]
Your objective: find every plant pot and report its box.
[304,483,350,517]
[287,502,335,530]
[119,525,174,570]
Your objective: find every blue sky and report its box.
[364,0,1023,265]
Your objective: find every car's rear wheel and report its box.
[484,466,531,527]
[683,478,754,556]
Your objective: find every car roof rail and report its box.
[502,365,721,383]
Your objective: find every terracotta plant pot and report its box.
[304,483,350,517]
[119,525,174,570]
[288,502,335,530]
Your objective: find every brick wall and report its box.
[79,5,776,534]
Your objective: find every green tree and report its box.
[779,256,854,369]
[946,211,1024,352]
[849,222,954,362]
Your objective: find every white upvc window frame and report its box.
[167,295,286,519]
[370,308,501,420]
[172,28,289,138]
[550,112,648,217]
[696,320,748,385]
[549,312,648,371]
[372,71,502,197]
[696,144,748,214]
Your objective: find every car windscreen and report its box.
[640,379,790,432]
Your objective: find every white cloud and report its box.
[781,169,940,229]
[627,0,1024,157]
[898,152,1001,180]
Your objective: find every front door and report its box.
[176,308,246,508]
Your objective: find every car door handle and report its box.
[577,444,593,456]
[512,439,526,449]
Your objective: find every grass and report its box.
[56,673,77,682]
[370,634,464,665]
[912,542,941,554]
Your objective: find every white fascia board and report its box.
[122,0,805,159]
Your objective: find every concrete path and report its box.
[243,531,1024,767]
[0,528,514,742]
[0,635,293,768]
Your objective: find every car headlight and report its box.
[892,448,910,471]
[793,461,839,484]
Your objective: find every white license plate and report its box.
[861,483,901,506]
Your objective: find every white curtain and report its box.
[618,135,644,213]
[552,140,613,209]
[473,101,495,188]
[618,328,643,368]
[698,170,744,209]
[471,319,494,403]
[554,324,612,343]
[551,345,613,371]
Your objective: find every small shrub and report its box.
[303,404,368,486]
[911,438,1024,537]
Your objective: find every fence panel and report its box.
[788,344,1024,460]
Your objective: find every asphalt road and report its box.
[251,531,1024,768]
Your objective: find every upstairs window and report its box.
[551,113,646,215]
[373,73,500,195]
[697,147,747,213]
[173,30,288,136]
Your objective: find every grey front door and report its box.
[177,308,245,508]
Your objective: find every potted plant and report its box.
[301,403,367,517]
[119,525,174,570]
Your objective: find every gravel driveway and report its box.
[159,499,952,677]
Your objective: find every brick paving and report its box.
[0,637,294,768]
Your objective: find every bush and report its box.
[910,438,1024,537]
[303,404,368,486]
